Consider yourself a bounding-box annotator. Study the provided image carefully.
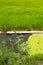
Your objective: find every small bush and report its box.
[0,40,29,65]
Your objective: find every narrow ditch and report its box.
[0,33,32,44]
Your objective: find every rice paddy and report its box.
[0,0,43,31]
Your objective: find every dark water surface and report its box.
[0,33,32,44]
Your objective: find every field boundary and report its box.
[0,31,43,34]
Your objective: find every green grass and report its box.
[0,0,43,31]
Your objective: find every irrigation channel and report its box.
[0,33,32,45]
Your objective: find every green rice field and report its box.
[0,0,43,31]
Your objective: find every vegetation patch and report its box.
[0,0,43,31]
[0,34,43,65]
[26,34,43,55]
